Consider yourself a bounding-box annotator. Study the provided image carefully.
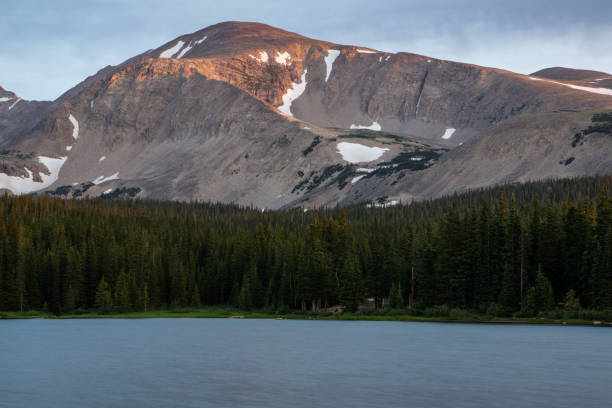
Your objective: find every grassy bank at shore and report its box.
[1,307,610,326]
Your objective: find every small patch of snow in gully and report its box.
[68,114,79,140]
[93,172,120,185]
[324,50,341,82]
[278,69,308,116]
[159,40,185,58]
[442,128,456,139]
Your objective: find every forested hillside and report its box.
[1,176,611,317]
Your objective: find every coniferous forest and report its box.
[0,176,611,320]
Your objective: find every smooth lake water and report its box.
[0,319,610,408]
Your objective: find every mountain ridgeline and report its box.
[1,176,611,318]
[0,21,611,209]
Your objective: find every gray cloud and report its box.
[2,0,611,100]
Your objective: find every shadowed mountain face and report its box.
[1,21,611,207]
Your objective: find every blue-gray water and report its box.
[0,319,610,408]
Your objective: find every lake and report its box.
[0,319,610,407]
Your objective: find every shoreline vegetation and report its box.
[1,176,611,325]
[2,307,611,326]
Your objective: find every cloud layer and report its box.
[2,0,611,100]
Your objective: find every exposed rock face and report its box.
[1,21,611,207]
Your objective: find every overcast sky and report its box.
[2,0,611,101]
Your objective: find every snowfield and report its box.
[93,172,120,185]
[336,142,389,163]
[275,51,291,65]
[278,69,308,116]
[0,156,67,194]
[442,128,456,139]
[529,77,612,96]
[350,121,382,131]
[0,97,12,102]
[159,41,185,58]
[68,114,79,140]
[324,50,341,82]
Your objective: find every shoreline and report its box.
[1,309,610,326]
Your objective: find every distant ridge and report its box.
[531,67,612,81]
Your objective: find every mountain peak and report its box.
[149,21,334,60]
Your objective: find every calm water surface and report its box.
[0,319,610,407]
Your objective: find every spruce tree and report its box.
[95,276,113,313]
[389,282,404,309]
[114,270,131,312]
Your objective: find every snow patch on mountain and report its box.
[350,122,382,131]
[324,50,341,82]
[278,69,307,116]
[159,40,185,58]
[275,51,291,65]
[442,128,456,139]
[93,172,120,185]
[0,97,12,102]
[66,146,72,151]
[336,142,389,163]
[0,156,67,194]
[8,98,21,110]
[357,49,376,54]
[176,43,194,59]
[529,77,612,96]
[99,156,106,162]
[368,200,398,208]
[351,175,365,184]
[195,35,207,45]
[249,51,269,63]
[68,114,79,140]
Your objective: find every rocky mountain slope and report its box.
[1,21,611,207]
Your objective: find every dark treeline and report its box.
[0,175,611,317]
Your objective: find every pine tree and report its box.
[64,284,76,313]
[563,289,581,312]
[95,276,113,313]
[238,273,252,310]
[340,255,363,312]
[114,270,131,312]
[191,284,201,308]
[389,282,404,309]
[520,267,555,316]
[498,263,520,316]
